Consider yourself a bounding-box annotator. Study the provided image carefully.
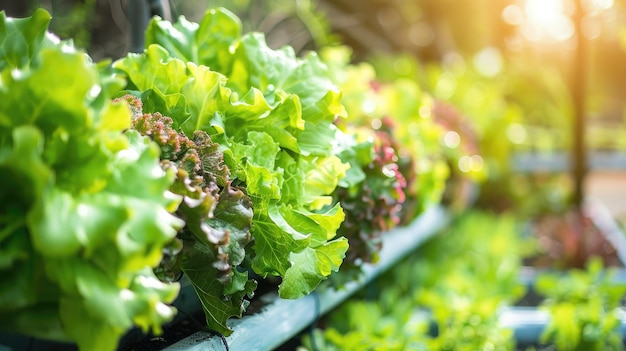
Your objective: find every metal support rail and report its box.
[512,151,626,173]
[164,205,450,351]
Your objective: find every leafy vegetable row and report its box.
[0,7,452,351]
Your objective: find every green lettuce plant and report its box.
[318,47,449,278]
[115,94,257,336]
[320,46,449,220]
[112,7,351,334]
[0,9,182,351]
[331,122,410,268]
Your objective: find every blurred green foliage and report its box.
[170,0,338,51]
[47,0,97,49]
[535,258,626,351]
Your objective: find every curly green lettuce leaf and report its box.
[115,46,250,144]
[0,126,51,213]
[114,46,303,152]
[280,240,348,298]
[0,8,55,70]
[0,47,98,133]
[263,203,347,298]
[300,153,351,210]
[28,130,182,268]
[145,7,241,69]
[228,33,338,107]
[6,129,184,350]
[144,8,340,109]
[113,45,195,126]
[275,203,348,298]
[54,265,179,351]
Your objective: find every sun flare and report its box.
[504,0,616,43]
[525,0,568,23]
[523,0,574,41]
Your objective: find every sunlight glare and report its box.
[502,4,524,26]
[473,47,502,77]
[518,0,575,42]
[593,0,614,10]
[443,131,461,149]
[525,0,566,24]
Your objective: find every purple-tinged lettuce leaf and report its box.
[176,184,255,336]
[209,185,254,266]
[194,130,231,187]
[118,95,256,336]
[330,125,411,267]
[320,47,447,221]
[378,80,449,214]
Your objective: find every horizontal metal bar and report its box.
[512,151,626,172]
